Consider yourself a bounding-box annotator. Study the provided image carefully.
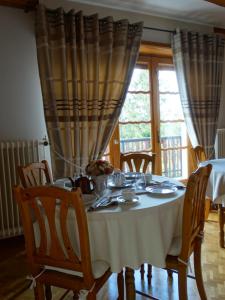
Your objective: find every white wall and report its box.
[45,0,213,43]
[0,6,47,140]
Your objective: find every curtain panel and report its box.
[172,31,225,158]
[36,5,143,179]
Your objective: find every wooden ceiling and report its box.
[206,0,225,7]
[0,0,38,10]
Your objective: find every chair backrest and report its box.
[13,186,94,286]
[179,164,212,262]
[120,153,156,173]
[191,145,207,165]
[18,160,53,188]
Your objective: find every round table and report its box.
[54,175,186,299]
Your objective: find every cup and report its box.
[122,188,135,201]
[113,173,126,186]
[145,173,152,184]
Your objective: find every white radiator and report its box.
[0,140,46,239]
[215,129,225,159]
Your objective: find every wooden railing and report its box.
[120,136,182,177]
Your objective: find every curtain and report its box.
[35,5,143,179]
[172,30,225,158]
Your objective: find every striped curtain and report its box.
[35,5,143,179]
[172,30,225,158]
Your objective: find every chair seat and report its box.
[168,236,182,256]
[46,260,110,279]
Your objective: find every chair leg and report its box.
[140,263,145,280]
[178,267,188,300]
[45,285,52,300]
[147,264,152,283]
[167,269,173,278]
[117,270,124,300]
[125,267,135,300]
[194,240,207,300]
[219,205,225,248]
[34,282,45,300]
[73,292,79,300]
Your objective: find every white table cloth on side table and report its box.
[200,159,225,204]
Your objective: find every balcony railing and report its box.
[120,136,182,178]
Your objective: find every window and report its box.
[109,53,189,179]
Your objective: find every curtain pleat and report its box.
[36,5,143,178]
[172,31,225,158]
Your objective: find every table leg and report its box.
[125,267,135,300]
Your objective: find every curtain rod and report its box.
[143,26,176,34]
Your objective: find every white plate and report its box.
[146,186,177,195]
[117,196,139,204]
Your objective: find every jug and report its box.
[69,175,95,194]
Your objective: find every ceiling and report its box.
[72,0,225,28]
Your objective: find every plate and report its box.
[117,195,139,204]
[146,186,177,195]
[108,182,133,188]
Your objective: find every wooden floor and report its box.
[0,211,225,300]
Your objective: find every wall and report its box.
[0,6,46,141]
[45,0,213,44]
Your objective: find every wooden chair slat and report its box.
[39,196,66,260]
[120,153,156,174]
[60,200,80,264]
[31,199,48,256]
[18,160,53,188]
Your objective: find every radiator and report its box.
[215,129,225,159]
[0,140,46,239]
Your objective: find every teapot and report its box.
[68,175,95,194]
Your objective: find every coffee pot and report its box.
[68,175,95,194]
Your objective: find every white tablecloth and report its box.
[200,159,225,204]
[40,176,185,274]
[80,176,185,273]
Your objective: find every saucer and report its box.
[108,182,133,188]
[117,196,139,204]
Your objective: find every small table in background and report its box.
[200,159,225,247]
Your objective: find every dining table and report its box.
[55,174,186,299]
[200,158,225,204]
[199,159,225,248]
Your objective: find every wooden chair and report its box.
[165,164,212,300]
[120,152,156,282]
[191,145,207,166]
[18,160,53,188]
[13,185,117,300]
[190,146,212,220]
[120,153,156,173]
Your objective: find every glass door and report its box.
[109,58,189,179]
